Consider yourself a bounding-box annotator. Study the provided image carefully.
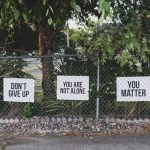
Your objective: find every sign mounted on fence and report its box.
[57,76,89,100]
[117,76,150,102]
[3,78,34,102]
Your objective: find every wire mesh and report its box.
[0,55,149,119]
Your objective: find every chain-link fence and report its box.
[0,55,150,119]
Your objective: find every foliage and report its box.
[0,0,100,32]
[0,0,149,118]
[69,19,149,72]
[67,21,150,117]
[0,58,35,117]
[21,102,41,118]
[0,0,149,60]
[42,49,97,116]
[109,0,150,67]
[21,91,44,118]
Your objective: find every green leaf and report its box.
[129,32,134,37]
[18,0,23,4]
[48,18,52,25]
[0,18,2,25]
[22,13,28,23]
[135,61,142,72]
[53,22,56,29]
[9,18,13,24]
[75,5,81,12]
[14,9,19,20]
[129,42,134,49]
[128,61,133,66]
[49,5,54,13]
[30,24,36,31]
[70,0,76,8]
[98,0,104,6]
[36,16,42,23]
[46,9,49,16]
[135,61,141,67]
[102,1,110,12]
[43,0,47,6]
[55,17,61,25]
[125,33,129,39]
[97,0,107,14]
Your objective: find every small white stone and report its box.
[14,118,19,123]
[144,118,149,123]
[89,118,93,121]
[79,117,84,122]
[9,118,15,124]
[51,117,56,123]
[127,119,132,124]
[68,118,72,123]
[121,119,126,123]
[45,117,50,122]
[0,118,3,123]
[111,122,116,126]
[133,118,138,124]
[105,117,109,123]
[57,117,61,123]
[73,118,78,122]
[62,117,67,123]
[116,118,121,123]
[4,118,9,124]
[110,118,115,122]
[85,118,90,124]
[34,117,40,123]
[40,117,46,123]
[30,118,35,123]
[138,118,144,123]
[24,118,29,123]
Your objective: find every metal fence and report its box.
[0,54,150,119]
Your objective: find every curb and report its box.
[0,145,3,150]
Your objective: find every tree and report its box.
[109,0,150,67]
[1,0,149,103]
[68,18,150,117]
[0,0,100,100]
[69,0,150,71]
[0,25,38,56]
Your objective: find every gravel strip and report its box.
[0,117,150,137]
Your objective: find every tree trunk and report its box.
[39,25,55,101]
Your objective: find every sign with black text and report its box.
[57,76,89,100]
[117,76,150,101]
[3,78,34,102]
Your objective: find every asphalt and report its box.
[4,135,150,150]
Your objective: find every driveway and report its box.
[4,135,150,150]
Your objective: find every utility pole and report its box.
[96,51,100,120]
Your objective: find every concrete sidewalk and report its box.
[4,135,150,150]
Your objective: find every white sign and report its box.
[117,76,150,102]
[3,78,34,102]
[57,76,89,100]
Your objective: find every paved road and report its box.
[5,135,150,150]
